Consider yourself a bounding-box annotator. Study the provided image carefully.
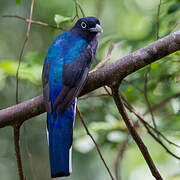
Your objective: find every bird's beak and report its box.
[89,24,103,33]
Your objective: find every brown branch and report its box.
[91,43,114,97]
[0,30,180,127]
[73,0,85,18]
[144,125,180,160]
[144,66,157,130]
[142,0,162,131]
[156,0,162,40]
[77,107,115,180]
[79,93,109,100]
[81,30,180,96]
[0,95,45,128]
[16,0,34,104]
[122,97,180,156]
[141,0,162,135]
[72,0,85,20]
[13,1,35,179]
[75,0,86,17]
[90,43,114,73]
[111,85,163,180]
[104,85,112,96]
[114,135,129,180]
[1,15,65,31]
[73,0,79,19]
[14,125,25,180]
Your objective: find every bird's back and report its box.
[42,16,102,178]
[45,31,88,104]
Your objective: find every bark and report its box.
[0,30,180,127]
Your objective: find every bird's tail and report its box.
[47,101,76,178]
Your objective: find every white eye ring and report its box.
[81,22,87,28]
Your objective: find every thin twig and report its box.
[16,0,34,104]
[90,44,114,96]
[14,1,35,180]
[156,0,162,40]
[79,93,109,100]
[123,79,144,94]
[144,125,180,160]
[144,92,180,115]
[111,85,163,180]
[0,30,180,127]
[75,0,86,17]
[77,107,115,180]
[122,97,180,156]
[142,0,162,131]
[122,96,180,148]
[72,0,80,20]
[114,135,129,180]
[144,66,157,131]
[13,125,25,180]
[104,85,112,96]
[1,15,65,31]
[90,43,114,97]
[90,44,114,73]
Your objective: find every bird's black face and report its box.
[71,17,103,43]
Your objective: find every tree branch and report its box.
[122,97,180,158]
[111,85,163,180]
[77,107,114,180]
[0,30,180,127]
[14,125,25,180]
[1,15,65,31]
[0,95,45,128]
[144,66,157,131]
[81,30,180,95]
[90,43,114,73]
[16,0,34,104]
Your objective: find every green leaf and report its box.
[16,0,21,5]
[167,2,180,14]
[54,14,71,28]
[0,60,42,86]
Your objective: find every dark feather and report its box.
[55,67,89,113]
[53,46,93,113]
[42,61,52,113]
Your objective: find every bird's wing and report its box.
[42,60,52,113]
[53,45,94,113]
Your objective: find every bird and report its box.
[42,16,103,178]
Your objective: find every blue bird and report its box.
[42,17,103,178]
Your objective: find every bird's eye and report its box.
[81,22,87,29]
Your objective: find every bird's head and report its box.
[71,17,103,43]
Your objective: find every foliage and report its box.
[0,0,180,180]
[54,14,72,28]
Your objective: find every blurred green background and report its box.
[0,0,180,179]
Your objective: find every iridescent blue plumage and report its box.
[42,17,102,178]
